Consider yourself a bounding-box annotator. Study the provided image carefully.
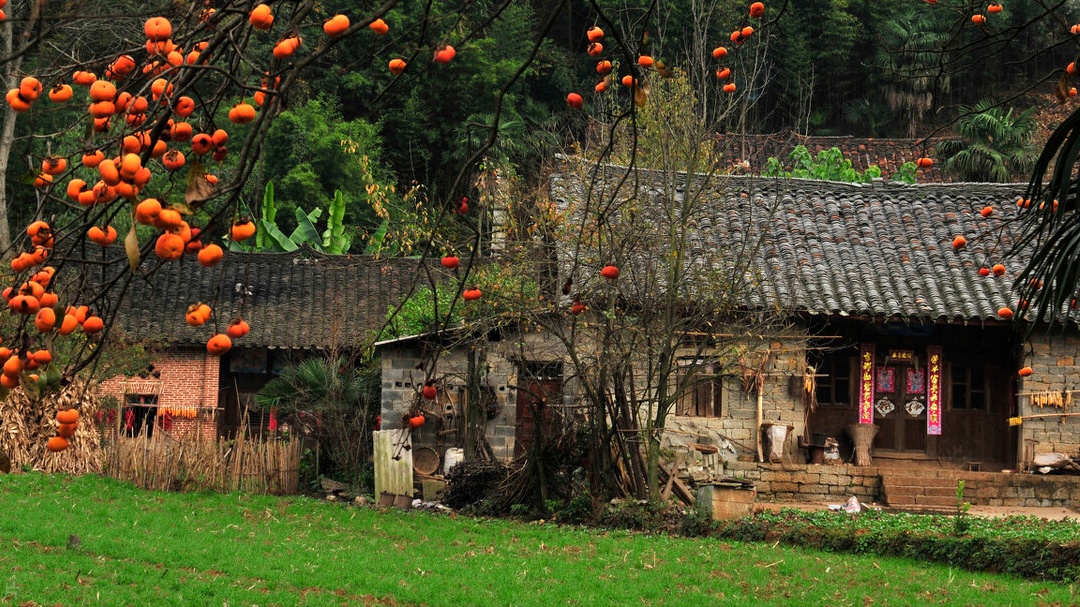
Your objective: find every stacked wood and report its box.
[0,380,104,474]
[106,425,301,494]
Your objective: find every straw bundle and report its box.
[0,380,104,474]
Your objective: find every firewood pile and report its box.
[0,380,103,474]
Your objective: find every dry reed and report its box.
[105,423,302,495]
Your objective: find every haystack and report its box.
[0,380,103,474]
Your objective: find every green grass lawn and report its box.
[0,473,1076,606]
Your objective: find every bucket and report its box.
[443,448,464,475]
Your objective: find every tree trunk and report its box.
[0,17,20,254]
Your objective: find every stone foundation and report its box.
[725,461,1080,508]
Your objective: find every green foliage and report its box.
[716,508,1080,581]
[380,265,539,340]
[246,183,353,254]
[597,500,675,532]
[381,284,462,340]
[259,97,391,233]
[954,480,972,535]
[554,492,595,525]
[255,357,379,486]
[875,8,952,136]
[764,145,911,183]
[936,100,1039,182]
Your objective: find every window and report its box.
[122,394,159,436]
[950,364,988,410]
[814,354,852,406]
[675,361,722,418]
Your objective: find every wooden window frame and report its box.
[948,363,989,411]
[815,354,854,407]
[674,360,722,418]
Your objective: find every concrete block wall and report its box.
[379,344,519,461]
[98,347,219,439]
[1018,333,1080,461]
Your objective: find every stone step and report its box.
[881,475,970,489]
[883,484,957,499]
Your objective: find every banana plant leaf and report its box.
[321,190,350,254]
[289,207,324,252]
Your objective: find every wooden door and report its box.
[939,362,1011,466]
[872,365,928,454]
[515,378,561,456]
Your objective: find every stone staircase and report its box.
[880,472,963,511]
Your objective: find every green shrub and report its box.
[677,504,714,537]
[715,509,1080,581]
[598,500,676,532]
[556,492,595,525]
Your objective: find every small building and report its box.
[100,251,429,438]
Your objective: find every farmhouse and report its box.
[378,170,1080,509]
[99,251,429,439]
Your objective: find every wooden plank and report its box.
[661,452,683,502]
[373,430,414,498]
[658,461,695,505]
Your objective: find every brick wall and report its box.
[1018,332,1080,463]
[98,347,219,440]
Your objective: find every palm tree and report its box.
[257,357,378,485]
[936,100,1039,182]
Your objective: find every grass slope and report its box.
[0,473,1076,606]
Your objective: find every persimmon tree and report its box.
[0,0,587,456]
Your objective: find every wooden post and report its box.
[755,389,764,463]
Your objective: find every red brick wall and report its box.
[98,347,219,440]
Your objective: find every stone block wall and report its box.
[663,340,808,462]
[726,462,1080,508]
[1018,332,1080,463]
[726,461,883,503]
[98,347,219,439]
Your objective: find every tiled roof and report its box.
[715,132,959,183]
[114,251,438,349]
[551,168,1031,322]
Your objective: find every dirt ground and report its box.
[754,500,1080,521]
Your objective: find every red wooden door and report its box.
[515,378,561,456]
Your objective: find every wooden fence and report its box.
[105,426,302,494]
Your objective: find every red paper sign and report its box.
[859,344,875,424]
[926,345,942,435]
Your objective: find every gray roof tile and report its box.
[552,170,1030,322]
[114,251,436,349]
